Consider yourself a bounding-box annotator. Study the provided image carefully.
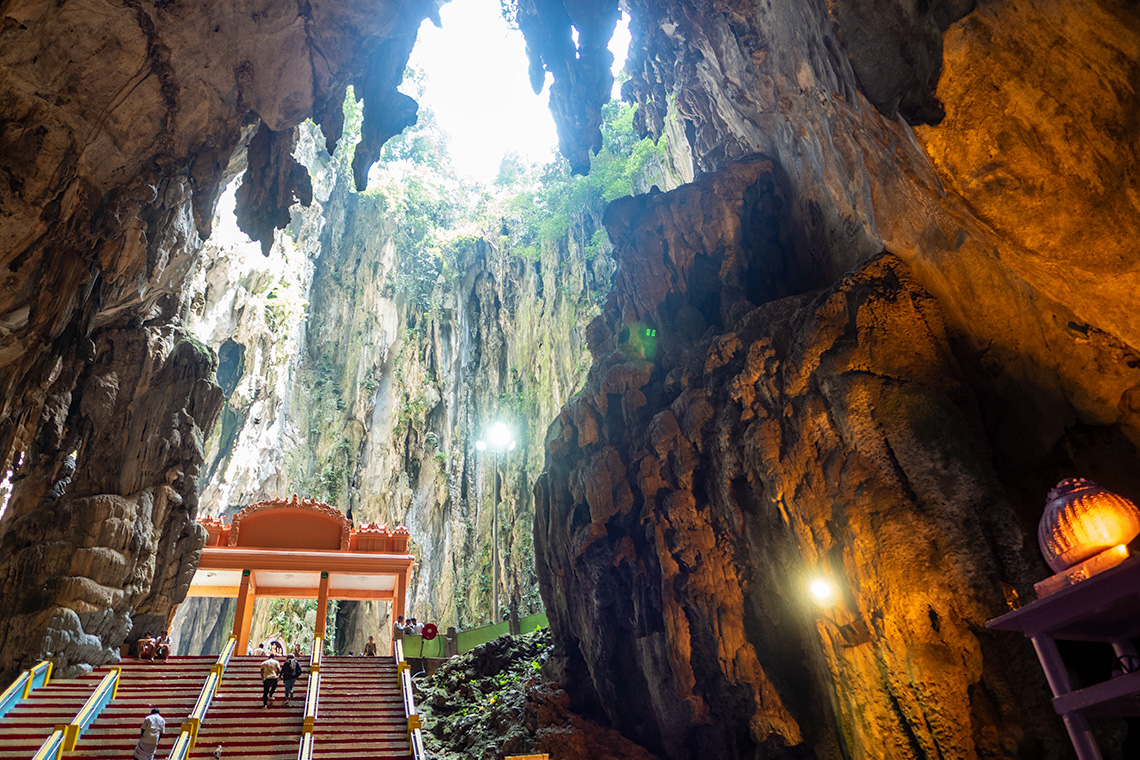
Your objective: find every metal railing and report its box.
[30,729,64,760]
[296,636,323,760]
[30,667,121,759]
[394,639,425,760]
[167,636,237,760]
[0,660,53,719]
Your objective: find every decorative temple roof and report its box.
[189,495,415,609]
[199,494,411,554]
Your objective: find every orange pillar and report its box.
[314,571,330,644]
[392,567,408,655]
[232,570,256,654]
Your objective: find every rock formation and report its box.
[172,115,666,652]
[0,327,221,677]
[0,0,439,677]
[0,0,1138,756]
[524,0,1140,757]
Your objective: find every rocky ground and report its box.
[417,629,657,760]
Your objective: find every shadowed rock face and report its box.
[536,163,1065,758]
[0,328,222,677]
[526,0,1140,757]
[0,0,436,677]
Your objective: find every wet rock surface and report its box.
[418,629,658,760]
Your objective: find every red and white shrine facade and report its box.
[187,496,414,653]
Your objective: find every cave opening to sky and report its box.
[403,0,630,184]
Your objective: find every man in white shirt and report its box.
[133,708,165,760]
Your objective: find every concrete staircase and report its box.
[0,668,101,759]
[0,656,411,760]
[315,658,410,760]
[68,658,215,760]
[191,655,305,760]
[0,658,212,760]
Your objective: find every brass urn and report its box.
[1038,478,1140,572]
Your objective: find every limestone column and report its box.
[232,570,256,654]
[314,572,330,645]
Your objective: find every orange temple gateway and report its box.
[187,496,415,653]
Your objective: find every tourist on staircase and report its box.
[364,636,378,656]
[280,654,303,704]
[259,654,281,708]
[138,632,156,662]
[132,708,165,760]
[155,630,172,661]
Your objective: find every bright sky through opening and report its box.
[407,0,631,184]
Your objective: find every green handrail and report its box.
[168,636,237,760]
[296,636,322,760]
[402,613,550,659]
[394,639,425,760]
[0,660,53,719]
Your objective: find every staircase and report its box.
[190,655,304,760]
[68,658,215,760]
[0,656,411,760]
[0,668,99,759]
[0,658,212,760]
[315,658,410,760]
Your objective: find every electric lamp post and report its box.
[476,421,516,622]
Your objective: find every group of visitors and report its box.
[135,631,171,662]
[259,652,304,708]
[130,649,306,759]
[249,634,302,658]
[395,615,426,635]
[131,624,399,759]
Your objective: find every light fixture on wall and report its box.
[1035,478,1140,597]
[807,575,872,648]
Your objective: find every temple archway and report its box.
[187,496,414,654]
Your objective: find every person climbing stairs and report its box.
[66,657,215,760]
[191,655,305,760]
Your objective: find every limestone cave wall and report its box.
[170,116,677,655]
[0,0,440,678]
[523,0,1140,757]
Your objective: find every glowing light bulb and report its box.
[488,421,513,450]
[809,578,836,607]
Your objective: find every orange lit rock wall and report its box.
[527,0,1140,757]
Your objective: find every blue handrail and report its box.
[0,660,53,719]
[167,636,237,760]
[29,667,121,758]
[394,639,425,760]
